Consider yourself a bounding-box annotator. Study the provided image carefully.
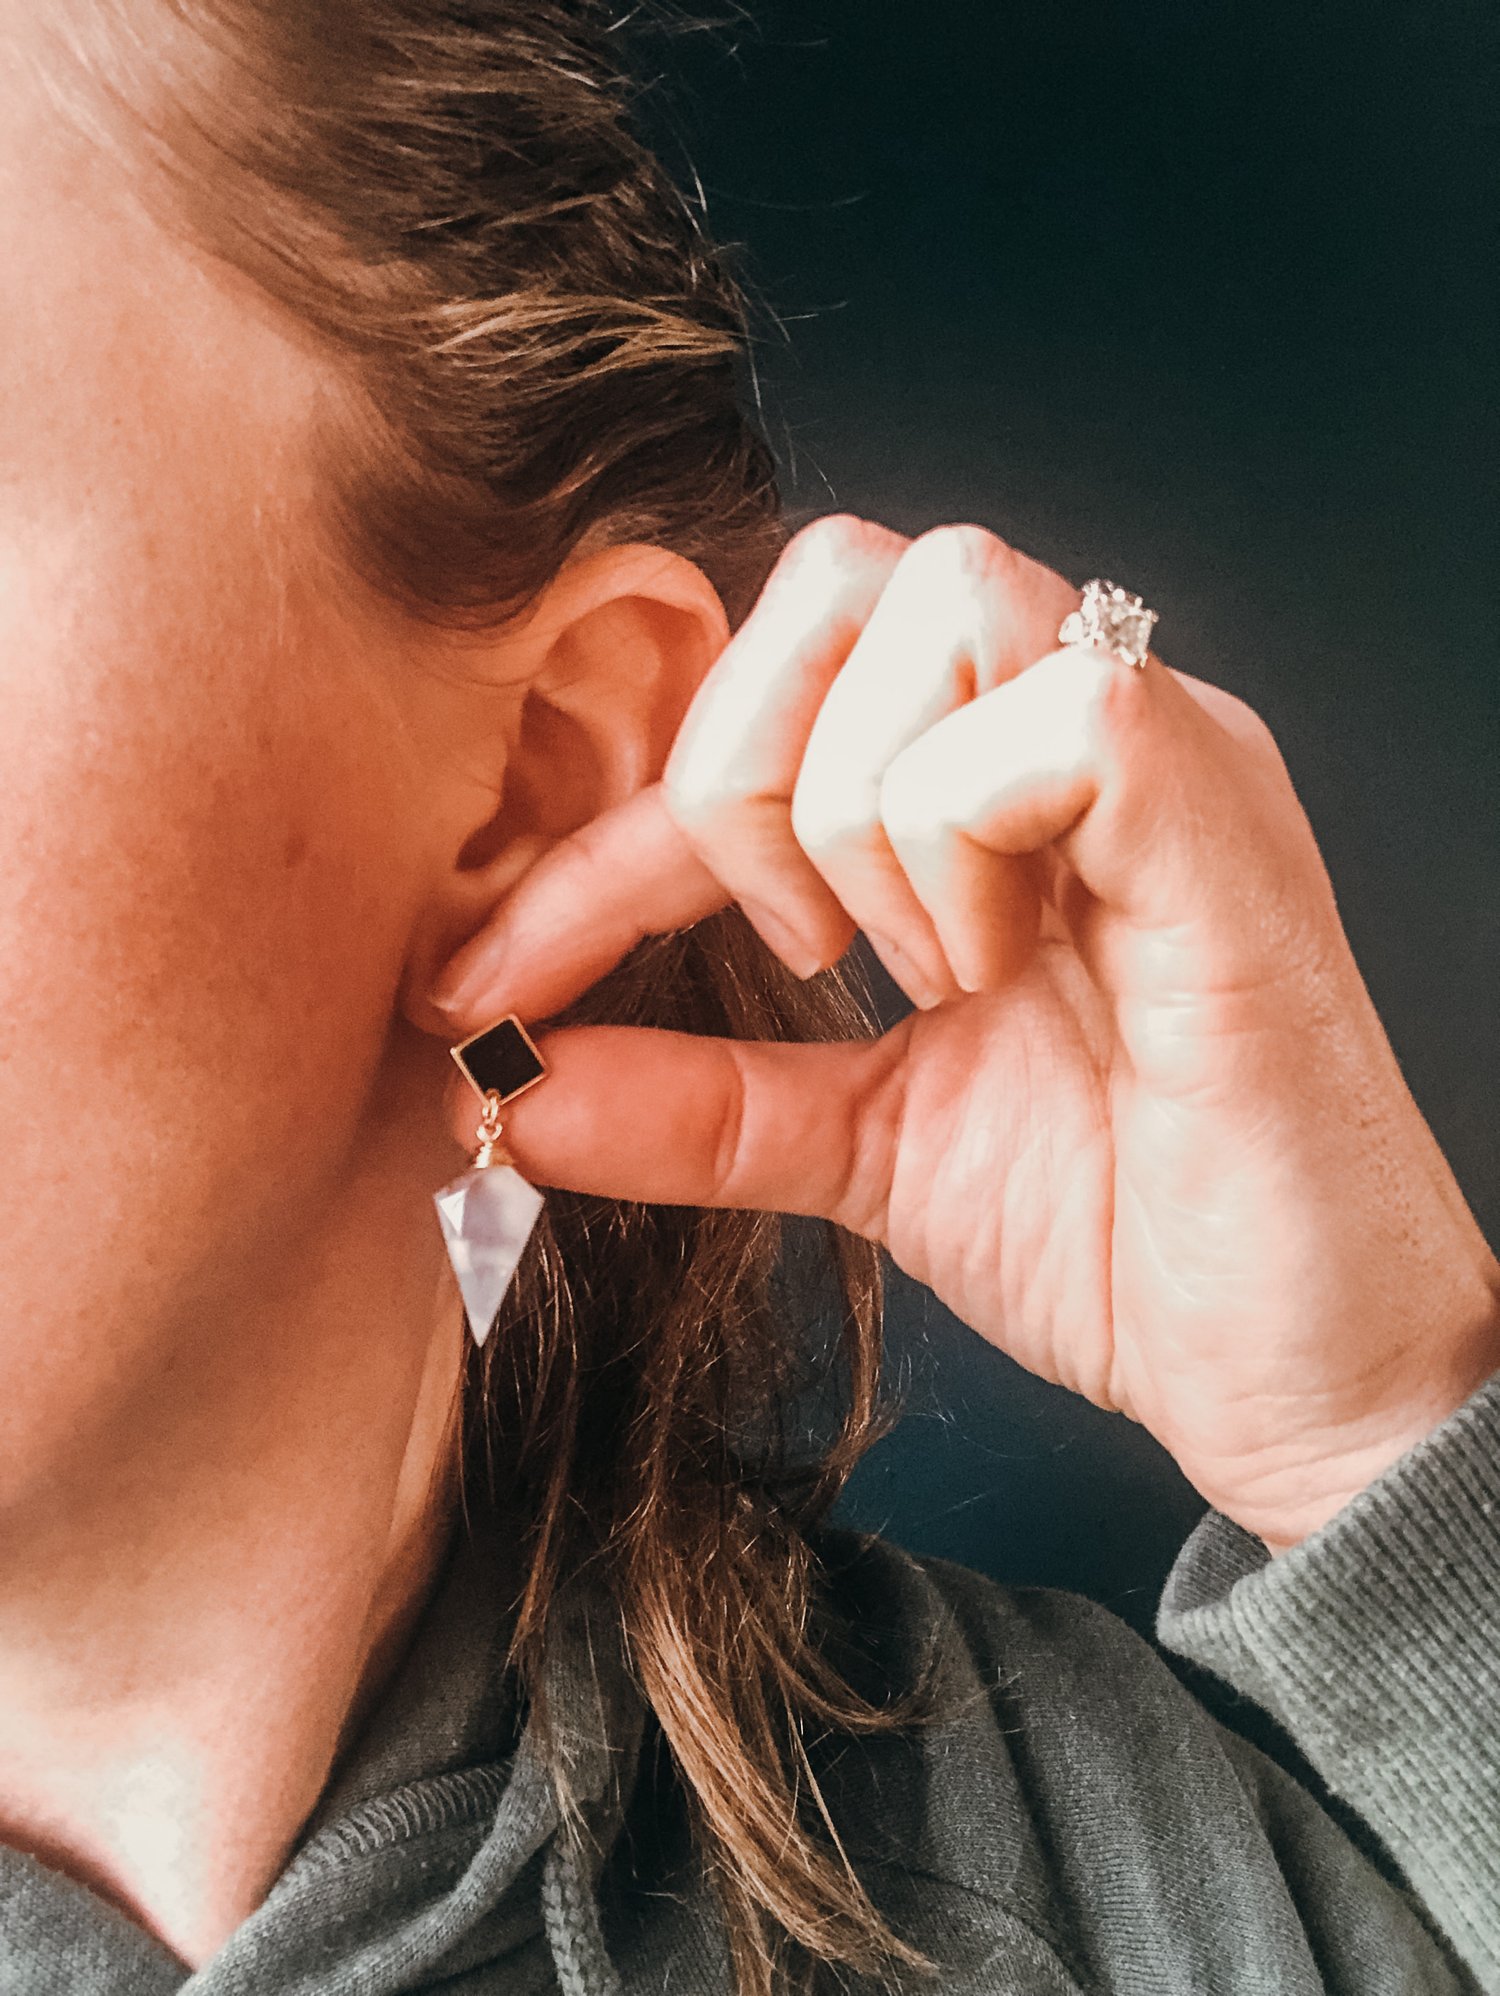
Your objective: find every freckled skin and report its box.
[0,25,486,1961]
[0,15,728,1956]
[0,71,439,1488]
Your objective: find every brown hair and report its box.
[42,5,959,1989]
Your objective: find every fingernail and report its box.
[738,899,826,980]
[866,932,943,1010]
[430,965,498,1023]
[429,927,517,1020]
[429,984,471,1023]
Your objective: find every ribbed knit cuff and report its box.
[1156,1366,1500,1987]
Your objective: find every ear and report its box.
[397,542,730,1037]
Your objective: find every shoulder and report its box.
[802,1517,1337,1843]
[801,1518,1288,1858]
[798,1522,1227,1977]
[796,1523,1463,1995]
[803,1518,1176,1720]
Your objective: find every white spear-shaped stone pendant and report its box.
[434,1014,548,1351]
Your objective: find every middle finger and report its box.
[792,523,1077,999]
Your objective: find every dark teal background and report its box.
[642,2,1499,1637]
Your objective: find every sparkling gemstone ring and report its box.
[1057,579,1158,670]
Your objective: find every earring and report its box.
[433,1013,549,1351]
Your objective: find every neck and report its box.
[0,1116,469,1970]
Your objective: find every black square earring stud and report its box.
[448,1013,548,1105]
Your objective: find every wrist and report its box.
[1250,1271,1500,1557]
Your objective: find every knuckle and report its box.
[658,790,724,874]
[781,512,881,580]
[665,749,776,863]
[1085,654,1140,750]
[876,755,935,845]
[902,521,1014,586]
[833,1038,909,1243]
[660,756,719,838]
[566,804,627,877]
[789,762,873,858]
[1228,695,1284,762]
[1024,646,1120,767]
[788,776,856,860]
[1075,639,1138,712]
[1032,638,1112,727]
[708,1046,751,1202]
[1168,670,1287,766]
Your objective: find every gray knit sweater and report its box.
[3,1367,1498,1994]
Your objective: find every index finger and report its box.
[427,782,729,1030]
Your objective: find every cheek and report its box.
[0,524,413,1316]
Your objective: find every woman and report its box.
[1,3,1496,1993]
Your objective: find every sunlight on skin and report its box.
[2,3,1498,1969]
[0,21,727,1966]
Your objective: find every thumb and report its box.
[444,1021,904,1237]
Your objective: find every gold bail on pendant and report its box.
[474,1090,508,1168]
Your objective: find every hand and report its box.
[428,516,1500,1553]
